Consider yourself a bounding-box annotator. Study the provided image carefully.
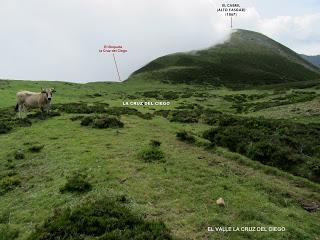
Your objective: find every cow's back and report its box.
[16,91,40,107]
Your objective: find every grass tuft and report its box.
[27,197,173,240]
[60,172,92,194]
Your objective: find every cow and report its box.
[15,88,56,118]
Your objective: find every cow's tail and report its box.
[15,104,19,112]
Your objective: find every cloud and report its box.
[0,0,319,83]
[234,5,320,55]
[257,13,320,54]
[0,0,231,82]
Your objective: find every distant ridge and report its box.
[300,54,320,68]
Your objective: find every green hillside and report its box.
[0,79,320,239]
[131,29,320,87]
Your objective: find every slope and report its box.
[0,79,320,240]
[131,29,320,87]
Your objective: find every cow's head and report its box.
[41,88,56,101]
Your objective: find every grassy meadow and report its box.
[0,78,320,240]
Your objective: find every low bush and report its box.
[86,93,102,98]
[0,122,12,134]
[15,118,32,127]
[28,144,44,153]
[236,91,318,113]
[170,110,198,123]
[0,110,58,133]
[139,91,160,98]
[27,111,61,120]
[0,176,21,195]
[70,115,84,121]
[203,117,320,182]
[105,107,152,120]
[27,198,173,240]
[93,116,124,129]
[0,211,10,224]
[149,140,161,147]
[175,103,203,110]
[80,115,124,129]
[154,108,223,125]
[161,91,180,100]
[53,103,109,114]
[60,172,92,193]
[80,116,94,126]
[0,224,19,240]
[14,150,25,160]
[176,130,196,144]
[139,147,165,163]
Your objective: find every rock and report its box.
[299,200,319,212]
[216,197,225,207]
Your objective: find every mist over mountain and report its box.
[130,29,320,87]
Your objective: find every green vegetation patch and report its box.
[52,102,109,114]
[0,175,21,195]
[176,130,196,144]
[234,91,319,113]
[14,150,25,160]
[60,172,92,193]
[203,117,320,182]
[27,198,173,240]
[28,144,44,153]
[0,224,19,240]
[139,141,165,163]
[80,115,124,129]
[0,122,12,134]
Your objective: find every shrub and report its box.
[60,172,92,193]
[0,176,21,195]
[28,144,44,153]
[161,91,180,100]
[176,130,196,144]
[139,147,165,163]
[14,150,25,160]
[92,116,124,129]
[27,111,61,120]
[81,116,124,128]
[0,211,10,224]
[53,103,109,114]
[203,116,320,182]
[139,91,161,98]
[0,224,19,240]
[149,140,161,147]
[310,159,320,181]
[0,122,12,134]
[105,107,150,120]
[170,110,198,123]
[80,116,94,126]
[27,198,173,240]
[70,115,84,121]
[140,112,153,120]
[86,93,102,98]
[15,118,32,127]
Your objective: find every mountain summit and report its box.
[131,29,320,87]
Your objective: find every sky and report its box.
[0,0,319,83]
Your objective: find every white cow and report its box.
[15,88,56,118]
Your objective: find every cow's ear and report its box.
[41,88,46,93]
[52,88,56,93]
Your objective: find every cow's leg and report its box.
[18,105,23,118]
[21,105,26,118]
[40,107,45,119]
[46,105,50,114]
